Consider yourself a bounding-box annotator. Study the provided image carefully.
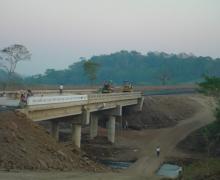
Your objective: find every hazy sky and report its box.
[0,0,220,75]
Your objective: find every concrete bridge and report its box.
[15,92,144,148]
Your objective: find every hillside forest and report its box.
[1,50,220,86]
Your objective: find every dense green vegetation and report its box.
[199,76,220,122]
[196,76,220,156]
[177,77,220,180]
[181,158,220,180]
[25,51,220,85]
[178,120,220,156]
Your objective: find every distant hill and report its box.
[25,51,220,85]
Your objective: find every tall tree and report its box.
[158,70,171,85]
[0,44,31,85]
[83,60,100,85]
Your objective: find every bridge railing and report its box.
[0,89,97,99]
[24,92,142,106]
[27,95,88,106]
[0,90,143,107]
[88,92,142,103]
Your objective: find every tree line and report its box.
[1,45,220,87]
[25,50,220,86]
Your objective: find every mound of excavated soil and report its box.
[0,111,105,171]
[177,121,220,156]
[123,95,200,129]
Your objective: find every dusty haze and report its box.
[0,0,219,75]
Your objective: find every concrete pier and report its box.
[107,116,116,143]
[90,115,98,139]
[136,97,144,111]
[72,124,82,148]
[82,109,90,125]
[51,121,59,141]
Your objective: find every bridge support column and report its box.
[116,116,123,129]
[90,115,98,139]
[82,109,90,125]
[136,97,144,111]
[50,121,59,141]
[107,116,115,143]
[72,124,81,148]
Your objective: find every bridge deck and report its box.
[15,92,143,121]
[0,92,142,108]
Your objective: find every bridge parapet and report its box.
[88,92,142,103]
[27,95,88,106]
[0,89,97,99]
[24,92,142,107]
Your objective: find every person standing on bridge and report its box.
[27,89,33,98]
[19,91,27,107]
[59,84,63,94]
[156,146,160,158]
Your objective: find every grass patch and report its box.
[181,158,220,180]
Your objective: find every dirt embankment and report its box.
[123,95,200,130]
[0,111,105,171]
[177,121,220,157]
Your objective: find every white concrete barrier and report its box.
[27,95,88,105]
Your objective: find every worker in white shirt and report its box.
[59,84,63,94]
[156,146,160,157]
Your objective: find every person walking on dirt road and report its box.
[156,146,160,157]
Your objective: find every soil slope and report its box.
[124,95,200,129]
[0,111,104,171]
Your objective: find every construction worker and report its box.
[19,91,27,107]
[59,84,63,94]
[27,89,33,98]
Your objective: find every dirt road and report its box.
[0,95,215,180]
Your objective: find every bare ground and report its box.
[0,111,106,172]
[0,95,216,180]
[123,95,201,129]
